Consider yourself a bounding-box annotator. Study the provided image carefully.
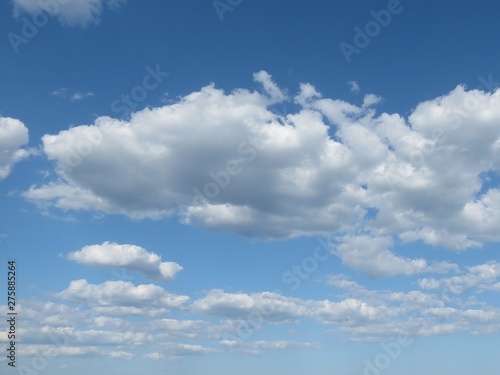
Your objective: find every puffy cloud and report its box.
[56,279,189,310]
[66,242,183,281]
[0,117,30,179]
[22,74,500,276]
[12,0,126,27]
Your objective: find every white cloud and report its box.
[419,261,500,294]
[218,339,318,356]
[66,242,183,281]
[347,80,360,93]
[56,279,189,310]
[144,352,164,360]
[23,74,500,276]
[188,286,500,342]
[333,234,457,278]
[191,289,388,325]
[162,342,221,360]
[0,117,30,179]
[51,87,94,101]
[253,70,287,103]
[12,0,126,27]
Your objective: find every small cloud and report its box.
[347,80,360,93]
[51,88,94,102]
[362,93,382,107]
[66,242,183,281]
[144,352,164,360]
[71,92,94,101]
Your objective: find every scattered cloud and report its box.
[3,272,500,360]
[66,242,183,281]
[419,261,500,294]
[55,279,189,310]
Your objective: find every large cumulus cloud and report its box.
[22,72,500,276]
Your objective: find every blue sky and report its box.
[1,0,500,374]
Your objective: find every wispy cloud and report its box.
[12,0,127,27]
[51,87,94,101]
[347,80,360,93]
